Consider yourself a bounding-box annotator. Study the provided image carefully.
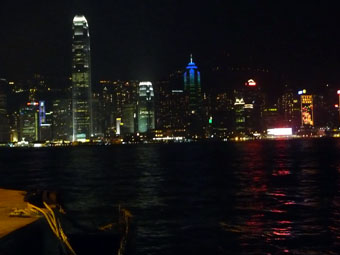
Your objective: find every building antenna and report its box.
[190,54,193,63]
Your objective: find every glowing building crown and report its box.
[186,54,198,69]
[73,15,88,27]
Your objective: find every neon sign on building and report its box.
[300,95,313,126]
[245,79,256,87]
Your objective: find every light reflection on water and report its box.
[220,139,340,255]
[1,139,340,254]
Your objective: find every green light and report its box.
[209,117,212,124]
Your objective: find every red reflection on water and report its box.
[268,192,286,197]
[245,214,265,233]
[270,209,286,213]
[278,221,292,224]
[272,170,291,176]
[251,184,268,193]
[273,230,291,236]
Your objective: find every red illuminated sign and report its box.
[246,79,256,87]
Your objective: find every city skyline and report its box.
[2,3,340,253]
[1,5,340,145]
[1,1,340,92]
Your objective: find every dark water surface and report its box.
[1,139,340,254]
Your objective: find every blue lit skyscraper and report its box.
[71,15,93,141]
[184,54,201,114]
[137,82,155,133]
[183,55,203,137]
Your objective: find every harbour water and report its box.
[1,138,340,254]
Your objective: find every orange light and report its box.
[27,102,39,106]
[335,104,339,108]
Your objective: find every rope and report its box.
[27,202,132,255]
[117,208,132,255]
[27,202,76,255]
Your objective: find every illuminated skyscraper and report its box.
[52,99,72,141]
[278,89,300,131]
[137,82,155,133]
[71,15,93,141]
[19,102,39,142]
[183,55,203,137]
[184,54,201,114]
[0,79,10,142]
[232,79,264,135]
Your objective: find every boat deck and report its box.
[0,189,39,238]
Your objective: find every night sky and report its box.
[1,1,340,91]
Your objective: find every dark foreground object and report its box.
[0,190,134,255]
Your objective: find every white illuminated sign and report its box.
[247,79,256,86]
[234,98,245,105]
[267,128,293,136]
[139,81,152,87]
[116,118,121,135]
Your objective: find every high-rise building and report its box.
[40,110,53,141]
[94,81,115,137]
[184,54,201,114]
[277,89,300,131]
[234,93,246,133]
[113,81,138,135]
[121,104,136,134]
[242,79,265,133]
[0,79,10,142]
[300,94,314,127]
[137,82,155,133]
[232,79,264,135]
[183,55,203,137]
[52,99,72,141]
[211,92,234,137]
[154,80,188,136]
[94,80,138,137]
[71,15,93,141]
[262,105,279,127]
[92,91,104,137]
[19,102,39,142]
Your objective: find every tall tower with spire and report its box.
[184,54,201,114]
[183,55,203,137]
[71,15,93,141]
